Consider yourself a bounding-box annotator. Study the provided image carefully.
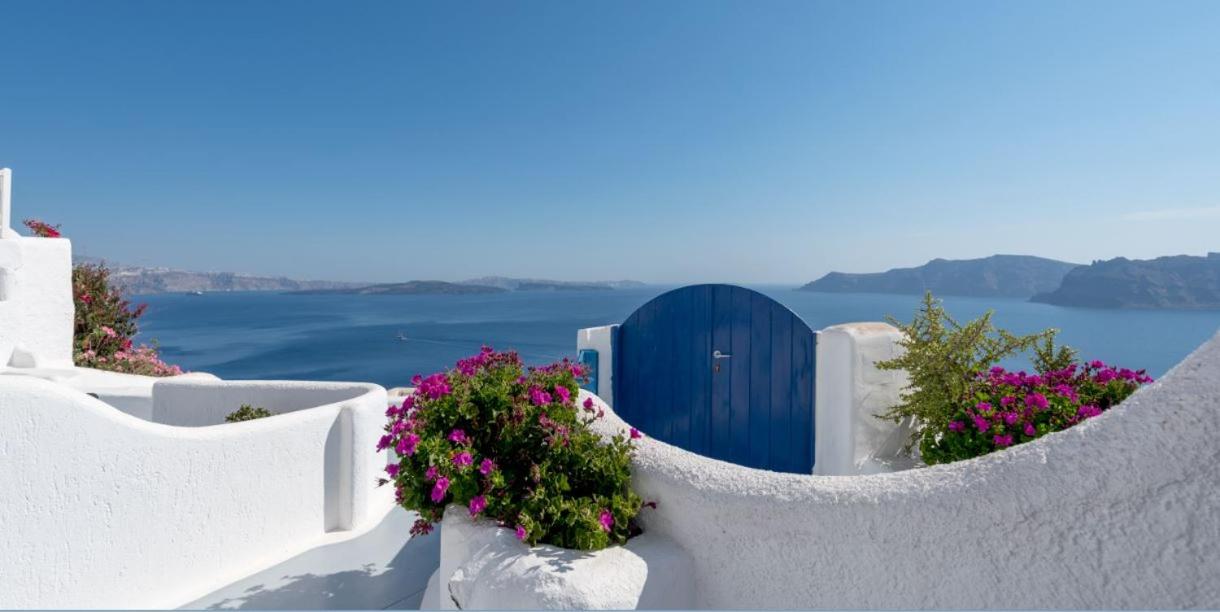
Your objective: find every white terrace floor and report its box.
[184,509,439,610]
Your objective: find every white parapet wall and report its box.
[0,233,74,369]
[0,376,396,609]
[582,331,1220,608]
[814,322,915,475]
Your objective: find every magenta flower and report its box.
[1089,359,1105,369]
[479,458,496,475]
[1077,404,1102,419]
[396,433,420,456]
[973,416,990,433]
[425,465,438,481]
[554,386,571,404]
[1003,412,1018,425]
[629,427,642,440]
[999,396,1015,407]
[376,434,392,451]
[583,397,595,412]
[515,525,528,541]
[529,386,552,406]
[385,463,399,478]
[452,451,473,468]
[1025,392,1049,410]
[448,428,468,444]
[1023,423,1037,437]
[468,495,487,516]
[598,509,613,533]
[993,434,1014,447]
[976,401,992,413]
[430,476,450,503]
[948,420,966,433]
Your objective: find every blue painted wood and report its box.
[577,349,598,394]
[613,284,816,474]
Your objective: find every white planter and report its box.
[423,508,695,609]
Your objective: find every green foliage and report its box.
[1032,334,1077,374]
[382,349,643,550]
[876,292,1056,452]
[225,404,274,422]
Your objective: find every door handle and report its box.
[713,350,731,359]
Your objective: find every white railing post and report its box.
[0,168,13,238]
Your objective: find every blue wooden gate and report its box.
[613,285,816,473]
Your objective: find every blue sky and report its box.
[2,1,1218,284]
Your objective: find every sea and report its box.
[134,287,1220,389]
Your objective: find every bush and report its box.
[379,347,645,550]
[921,360,1152,464]
[879,292,1152,464]
[225,404,273,422]
[22,219,183,377]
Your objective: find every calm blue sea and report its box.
[134,287,1220,388]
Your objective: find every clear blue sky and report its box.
[2,1,1218,284]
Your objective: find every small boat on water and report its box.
[188,290,204,296]
[396,331,408,342]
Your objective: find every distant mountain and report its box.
[799,255,1080,298]
[74,257,363,295]
[460,276,646,291]
[1031,253,1220,309]
[290,281,506,296]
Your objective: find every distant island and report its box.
[1031,253,1220,309]
[460,276,646,291]
[76,258,645,296]
[290,281,506,296]
[800,255,1080,298]
[76,258,364,295]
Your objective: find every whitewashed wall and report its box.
[0,236,74,369]
[585,331,1220,608]
[0,376,395,609]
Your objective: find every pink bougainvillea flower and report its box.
[396,433,420,456]
[385,463,399,478]
[1077,404,1102,419]
[448,428,468,444]
[452,451,473,467]
[425,465,438,481]
[515,525,528,541]
[973,416,990,433]
[1025,392,1049,410]
[1024,423,1037,437]
[1003,412,1018,425]
[430,476,450,503]
[479,458,496,476]
[598,509,613,533]
[583,397,595,412]
[468,495,487,516]
[948,421,966,433]
[629,427,642,440]
[101,325,117,338]
[976,401,992,413]
[376,434,392,451]
[554,385,571,404]
[529,386,552,406]
[993,434,1014,447]
[999,396,1015,407]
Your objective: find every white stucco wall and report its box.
[0,376,396,609]
[581,330,1220,608]
[0,234,74,368]
[576,324,617,405]
[815,322,915,475]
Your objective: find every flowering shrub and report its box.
[23,218,61,238]
[922,360,1152,464]
[880,292,1153,464]
[379,347,645,550]
[24,219,183,377]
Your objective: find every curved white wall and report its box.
[0,377,395,609]
[587,330,1220,608]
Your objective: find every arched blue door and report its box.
[613,285,816,473]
